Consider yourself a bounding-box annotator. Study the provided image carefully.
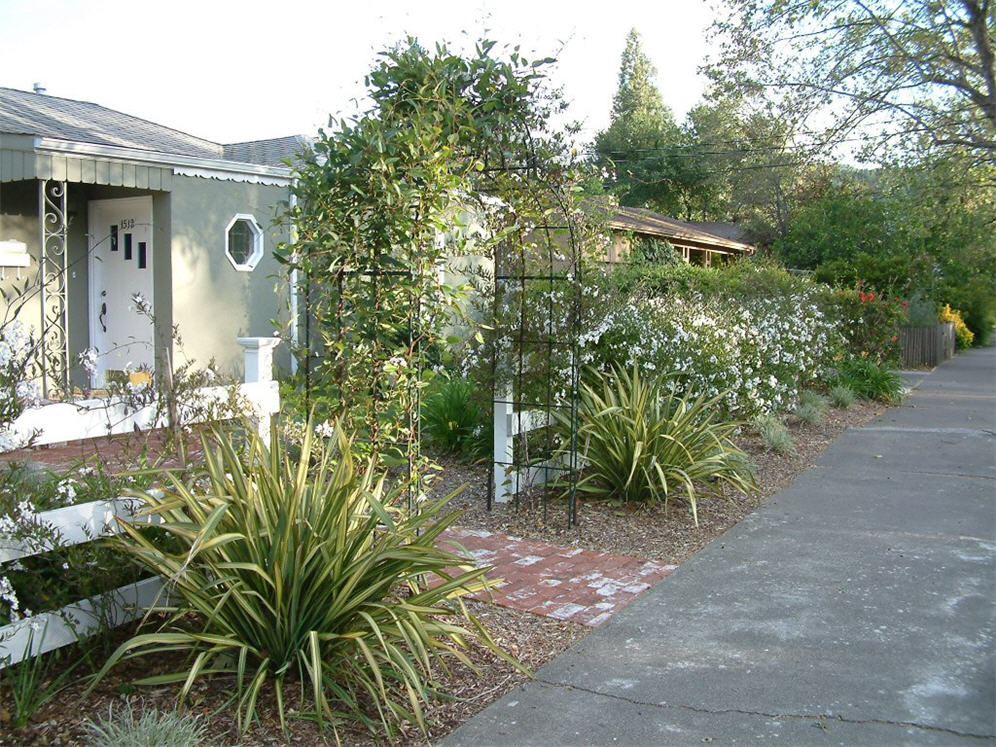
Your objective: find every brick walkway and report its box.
[441,526,675,627]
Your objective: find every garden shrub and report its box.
[581,280,841,418]
[752,414,794,453]
[795,390,827,424]
[91,420,516,736]
[939,303,975,350]
[0,460,160,629]
[461,258,846,420]
[566,367,756,525]
[794,402,823,424]
[421,375,490,459]
[830,286,906,364]
[829,384,856,409]
[835,357,904,403]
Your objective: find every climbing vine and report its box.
[280,38,600,514]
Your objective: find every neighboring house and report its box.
[607,205,756,265]
[0,86,307,397]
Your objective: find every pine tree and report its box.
[595,29,694,215]
[611,29,670,127]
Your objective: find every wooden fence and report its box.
[899,323,956,368]
[0,337,280,666]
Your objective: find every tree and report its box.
[774,155,996,340]
[707,0,996,164]
[594,29,705,216]
[685,94,834,241]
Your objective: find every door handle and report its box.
[99,302,107,333]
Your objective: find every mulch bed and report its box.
[438,400,885,565]
[0,401,885,745]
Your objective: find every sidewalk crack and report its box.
[532,677,995,740]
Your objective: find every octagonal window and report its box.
[225,214,264,271]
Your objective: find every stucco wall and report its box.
[168,175,292,378]
[0,180,42,345]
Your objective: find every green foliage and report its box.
[943,277,995,346]
[2,628,82,727]
[631,236,682,265]
[90,421,513,736]
[835,357,904,404]
[796,389,828,423]
[752,414,794,453]
[421,375,490,459]
[282,37,591,471]
[774,160,995,346]
[594,29,704,215]
[829,384,857,409]
[84,703,207,747]
[566,367,757,525]
[905,292,940,326]
[829,286,906,364]
[775,178,936,299]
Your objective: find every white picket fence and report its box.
[492,390,563,503]
[0,337,281,666]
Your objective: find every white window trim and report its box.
[225,213,264,272]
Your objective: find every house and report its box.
[0,86,305,398]
[606,205,756,265]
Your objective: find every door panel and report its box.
[87,197,155,387]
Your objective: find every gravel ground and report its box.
[0,401,884,745]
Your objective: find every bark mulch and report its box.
[0,400,885,745]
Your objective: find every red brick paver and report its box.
[441,526,676,627]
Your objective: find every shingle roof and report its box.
[223,135,312,167]
[609,206,755,253]
[0,86,308,168]
[682,220,755,246]
[0,86,224,159]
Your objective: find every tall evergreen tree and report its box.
[595,29,700,216]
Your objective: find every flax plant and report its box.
[568,367,757,525]
[88,421,514,736]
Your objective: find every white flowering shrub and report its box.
[458,257,844,420]
[0,320,39,453]
[582,289,842,417]
[0,460,156,631]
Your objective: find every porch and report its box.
[0,138,173,398]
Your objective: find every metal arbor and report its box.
[481,159,586,527]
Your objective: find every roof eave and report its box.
[607,219,754,254]
[33,137,294,184]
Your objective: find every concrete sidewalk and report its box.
[445,348,995,745]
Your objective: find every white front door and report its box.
[87,197,155,387]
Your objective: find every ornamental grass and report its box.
[568,367,757,525]
[88,420,515,737]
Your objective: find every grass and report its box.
[83,702,207,747]
[829,384,856,408]
[753,414,794,453]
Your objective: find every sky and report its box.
[0,0,717,145]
